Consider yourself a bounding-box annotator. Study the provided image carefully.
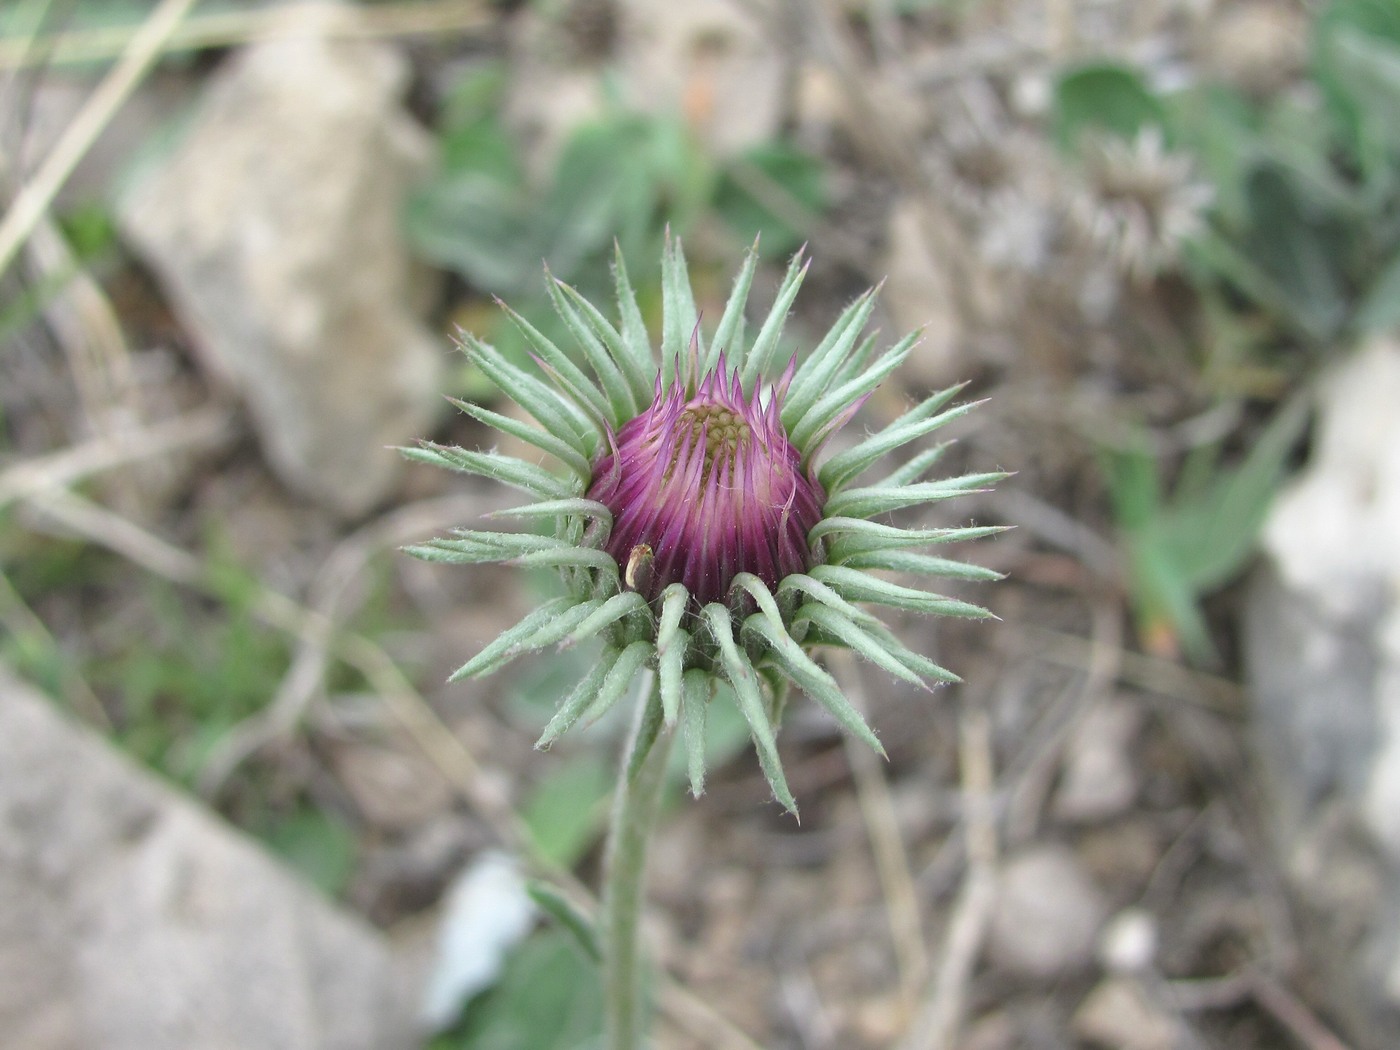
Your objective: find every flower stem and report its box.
[602,671,672,1050]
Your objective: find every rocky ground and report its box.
[3,1,1398,1048]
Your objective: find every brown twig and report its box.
[0,406,235,511]
[895,699,999,1050]
[1249,971,1353,1050]
[831,648,930,1012]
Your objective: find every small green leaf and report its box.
[783,287,881,427]
[449,599,599,681]
[561,591,649,646]
[661,233,701,388]
[526,882,600,962]
[610,245,657,387]
[794,602,931,690]
[839,548,1004,581]
[448,397,591,480]
[657,627,689,728]
[1053,62,1166,149]
[546,276,640,423]
[789,334,915,453]
[818,386,971,492]
[702,603,796,815]
[402,444,573,500]
[704,239,760,376]
[808,564,995,618]
[431,929,602,1050]
[577,640,654,729]
[537,649,622,748]
[823,472,1008,519]
[740,249,808,389]
[681,669,711,797]
[743,613,886,757]
[463,336,598,455]
[522,755,613,869]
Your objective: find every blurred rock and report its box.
[0,666,414,1050]
[504,0,783,174]
[1244,334,1400,1045]
[616,0,784,156]
[1200,1,1307,97]
[333,738,454,833]
[1053,699,1143,823]
[119,13,443,517]
[1097,907,1159,974]
[1072,978,1180,1050]
[878,199,964,387]
[988,844,1107,980]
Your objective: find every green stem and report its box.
[602,672,672,1050]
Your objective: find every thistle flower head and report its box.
[406,238,1004,814]
[588,354,822,607]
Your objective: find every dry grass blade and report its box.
[0,0,198,278]
[196,494,483,797]
[831,647,930,1012]
[0,567,109,728]
[896,701,999,1050]
[0,0,493,70]
[0,406,234,511]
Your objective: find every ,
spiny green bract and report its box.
[405,238,1005,814]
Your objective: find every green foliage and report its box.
[1103,400,1308,664]
[429,929,603,1050]
[1053,2,1400,349]
[89,575,289,783]
[0,200,119,345]
[711,142,827,257]
[1053,62,1166,148]
[258,804,359,898]
[522,753,613,869]
[406,61,830,366]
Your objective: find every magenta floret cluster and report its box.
[587,354,824,608]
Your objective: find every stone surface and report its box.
[988,843,1107,980]
[1244,335,1400,1044]
[0,667,414,1050]
[504,0,784,178]
[1072,978,1180,1050]
[1097,907,1159,975]
[878,198,964,388]
[118,12,443,516]
[1053,698,1143,823]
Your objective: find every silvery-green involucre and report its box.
[407,239,1003,813]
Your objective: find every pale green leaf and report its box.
[808,564,995,618]
[703,603,796,814]
[536,650,620,747]
[704,238,759,376]
[740,249,808,389]
[743,613,885,757]
[448,597,580,681]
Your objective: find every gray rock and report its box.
[988,844,1107,980]
[1244,334,1400,1045]
[1072,978,1180,1050]
[0,667,414,1050]
[119,13,443,516]
[1053,699,1143,824]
